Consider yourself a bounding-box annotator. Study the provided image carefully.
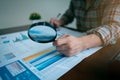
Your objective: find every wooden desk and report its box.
[59,39,120,80]
[1,26,120,80]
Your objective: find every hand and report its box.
[50,18,62,27]
[53,34,102,57]
[53,34,84,56]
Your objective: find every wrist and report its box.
[78,34,102,50]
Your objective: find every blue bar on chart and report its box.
[35,54,64,71]
[29,49,57,64]
[23,47,65,71]
[0,61,40,80]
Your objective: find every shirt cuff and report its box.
[87,29,105,46]
[87,26,117,46]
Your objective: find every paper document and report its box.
[0,27,102,80]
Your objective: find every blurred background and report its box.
[0,0,76,29]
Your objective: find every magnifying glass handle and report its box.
[56,28,65,38]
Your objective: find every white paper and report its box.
[0,27,102,80]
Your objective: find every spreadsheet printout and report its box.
[0,27,102,80]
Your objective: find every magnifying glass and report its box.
[28,21,58,43]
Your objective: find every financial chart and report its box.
[0,27,102,80]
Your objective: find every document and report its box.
[0,27,102,80]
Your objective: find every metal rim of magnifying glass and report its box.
[28,21,57,43]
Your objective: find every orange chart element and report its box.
[23,47,55,62]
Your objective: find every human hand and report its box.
[53,34,84,56]
[53,34,102,57]
[50,18,62,28]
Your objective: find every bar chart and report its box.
[0,33,29,44]
[23,47,65,71]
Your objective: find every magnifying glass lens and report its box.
[28,22,57,43]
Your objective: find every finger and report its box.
[50,18,60,27]
[53,34,67,46]
[56,44,68,51]
[50,18,55,24]
[53,34,69,46]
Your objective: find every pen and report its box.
[55,13,61,31]
[56,13,61,19]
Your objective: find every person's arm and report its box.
[50,0,75,27]
[53,0,120,57]
[59,0,75,25]
[53,34,102,57]
[87,0,120,46]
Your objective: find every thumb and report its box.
[53,34,69,46]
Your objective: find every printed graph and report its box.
[23,47,65,71]
[13,33,29,42]
[1,33,29,44]
[0,61,40,80]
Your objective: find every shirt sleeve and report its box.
[87,0,120,46]
[60,0,75,25]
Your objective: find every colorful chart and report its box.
[0,61,40,80]
[4,52,16,60]
[13,33,29,42]
[0,33,29,44]
[23,47,65,71]
[0,27,102,80]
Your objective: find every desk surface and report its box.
[0,25,120,80]
[59,38,120,80]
